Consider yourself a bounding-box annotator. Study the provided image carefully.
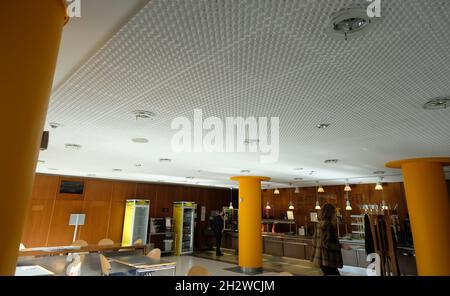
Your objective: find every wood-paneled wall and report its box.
[21,174,235,248]
[262,182,410,236]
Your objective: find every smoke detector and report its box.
[328,8,374,40]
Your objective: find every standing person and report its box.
[212,209,225,256]
[311,203,343,275]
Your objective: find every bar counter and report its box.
[222,231,369,267]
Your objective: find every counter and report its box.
[222,231,369,267]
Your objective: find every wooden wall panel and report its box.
[21,199,54,247]
[22,174,231,248]
[79,201,111,244]
[47,199,84,246]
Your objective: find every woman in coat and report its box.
[311,203,343,275]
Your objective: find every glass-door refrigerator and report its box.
[173,201,196,255]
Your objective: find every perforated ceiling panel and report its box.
[39,0,450,188]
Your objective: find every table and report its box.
[107,254,177,276]
[15,265,55,276]
[17,252,137,276]
[19,243,148,257]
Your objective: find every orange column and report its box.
[386,158,450,275]
[231,176,270,273]
[0,1,67,275]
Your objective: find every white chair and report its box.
[66,254,83,276]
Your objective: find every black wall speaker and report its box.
[40,131,49,151]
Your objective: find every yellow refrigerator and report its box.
[122,199,150,246]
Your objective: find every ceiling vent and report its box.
[328,8,374,40]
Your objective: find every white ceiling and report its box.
[39,0,450,188]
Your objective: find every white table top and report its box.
[15,265,55,276]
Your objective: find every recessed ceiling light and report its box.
[48,168,58,171]
[159,158,172,163]
[423,97,449,110]
[240,170,251,174]
[373,171,386,175]
[135,164,143,167]
[316,123,330,129]
[244,139,260,145]
[132,138,149,144]
[293,168,304,171]
[186,177,195,179]
[294,178,303,181]
[309,171,315,175]
[328,8,372,41]
[49,122,62,129]
[65,143,82,150]
[133,110,156,120]
[324,159,339,164]
[112,169,123,172]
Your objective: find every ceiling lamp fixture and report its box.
[289,201,295,210]
[229,188,234,210]
[375,177,383,190]
[315,200,321,211]
[265,201,271,210]
[274,188,280,195]
[345,199,353,211]
[344,180,351,192]
[317,185,325,193]
[294,187,300,194]
[328,8,373,41]
[423,97,450,110]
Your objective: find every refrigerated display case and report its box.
[121,199,150,246]
[173,201,196,255]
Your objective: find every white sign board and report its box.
[69,214,86,226]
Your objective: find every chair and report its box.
[99,254,128,276]
[71,240,88,247]
[187,265,211,276]
[146,248,161,260]
[98,238,114,246]
[99,254,111,276]
[66,253,83,276]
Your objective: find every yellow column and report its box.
[386,158,450,276]
[0,1,67,275]
[231,176,270,273]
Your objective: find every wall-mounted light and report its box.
[265,202,271,210]
[294,187,300,194]
[317,185,325,193]
[344,183,351,192]
[289,201,295,210]
[274,188,280,195]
